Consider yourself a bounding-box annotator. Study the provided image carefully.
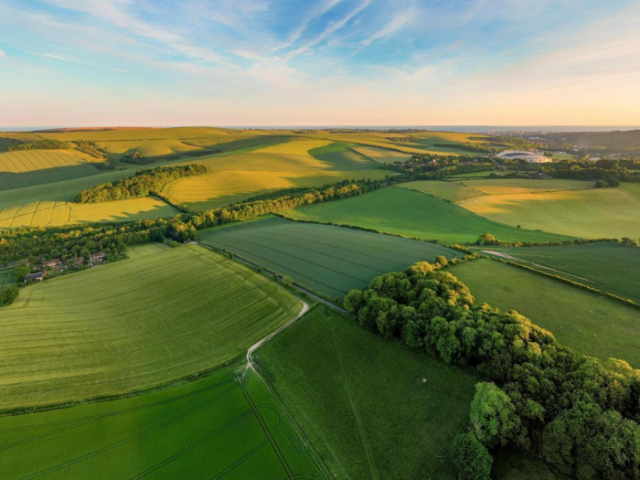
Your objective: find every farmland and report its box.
[0,150,99,190]
[0,245,301,409]
[256,305,479,480]
[198,215,464,298]
[449,259,640,367]
[0,366,322,479]
[352,146,413,164]
[282,187,572,245]
[482,242,640,303]
[459,181,640,240]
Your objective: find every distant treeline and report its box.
[0,178,384,264]
[76,164,208,203]
[344,261,640,480]
[121,148,219,165]
[8,140,68,151]
[73,140,106,159]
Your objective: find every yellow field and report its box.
[162,168,391,210]
[0,150,99,190]
[353,146,413,164]
[461,178,590,195]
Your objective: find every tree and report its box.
[13,266,29,283]
[475,233,499,246]
[451,432,493,480]
[0,285,19,306]
[435,255,448,268]
[470,382,523,448]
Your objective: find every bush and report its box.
[0,285,19,306]
[451,432,493,480]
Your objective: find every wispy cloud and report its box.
[0,46,6,59]
[353,10,413,55]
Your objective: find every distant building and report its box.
[496,150,552,163]
[24,272,44,283]
[89,252,106,263]
[43,258,62,268]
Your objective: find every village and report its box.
[18,252,109,284]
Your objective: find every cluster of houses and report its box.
[23,252,107,284]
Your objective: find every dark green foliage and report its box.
[12,266,29,283]
[8,140,68,151]
[0,285,19,306]
[451,432,493,480]
[344,261,640,479]
[73,140,106,159]
[0,178,383,264]
[76,164,207,203]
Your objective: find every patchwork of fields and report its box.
[450,259,640,367]
[257,305,479,480]
[0,367,322,479]
[282,187,572,245]
[482,242,640,303]
[0,245,301,409]
[0,150,99,190]
[199,215,463,298]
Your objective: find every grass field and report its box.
[0,150,99,190]
[198,215,463,298]
[352,146,412,164]
[256,305,479,479]
[450,259,640,367]
[459,182,640,240]
[0,245,301,409]
[483,243,640,304]
[0,267,15,287]
[282,187,572,245]
[125,242,172,259]
[401,180,487,202]
[0,366,322,479]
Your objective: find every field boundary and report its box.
[482,254,640,310]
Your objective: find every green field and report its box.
[483,242,640,303]
[0,245,301,409]
[256,305,479,479]
[0,267,15,287]
[198,215,464,298]
[125,242,172,259]
[352,146,412,164]
[0,366,322,479]
[0,150,99,190]
[282,187,572,245]
[459,181,640,240]
[450,259,640,367]
[401,180,487,202]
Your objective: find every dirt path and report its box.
[482,250,591,282]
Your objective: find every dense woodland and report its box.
[344,261,640,480]
[0,178,384,264]
[76,164,208,203]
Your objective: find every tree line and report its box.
[75,164,208,203]
[344,260,640,480]
[0,178,384,265]
[8,140,69,151]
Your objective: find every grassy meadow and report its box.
[198,215,463,298]
[459,181,640,240]
[256,305,479,480]
[352,146,412,164]
[450,259,640,367]
[0,150,99,190]
[0,366,322,479]
[483,242,640,303]
[282,187,572,245]
[0,245,301,409]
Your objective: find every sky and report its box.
[0,0,639,127]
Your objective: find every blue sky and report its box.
[0,0,639,126]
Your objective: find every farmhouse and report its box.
[89,252,106,263]
[43,258,62,268]
[24,272,44,283]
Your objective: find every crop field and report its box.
[198,215,463,298]
[401,180,487,202]
[482,243,640,303]
[352,146,412,164]
[450,259,640,367]
[0,245,301,409]
[257,305,479,479]
[459,182,640,240]
[162,168,391,211]
[0,150,99,190]
[125,242,171,259]
[282,187,572,245]
[0,366,322,479]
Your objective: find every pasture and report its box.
[401,180,486,202]
[0,150,99,190]
[125,242,171,259]
[449,259,640,367]
[256,305,479,479]
[198,215,463,298]
[483,242,640,303]
[0,367,322,479]
[0,245,301,409]
[282,187,572,245]
[352,146,412,164]
[459,181,640,240]
[0,267,15,287]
